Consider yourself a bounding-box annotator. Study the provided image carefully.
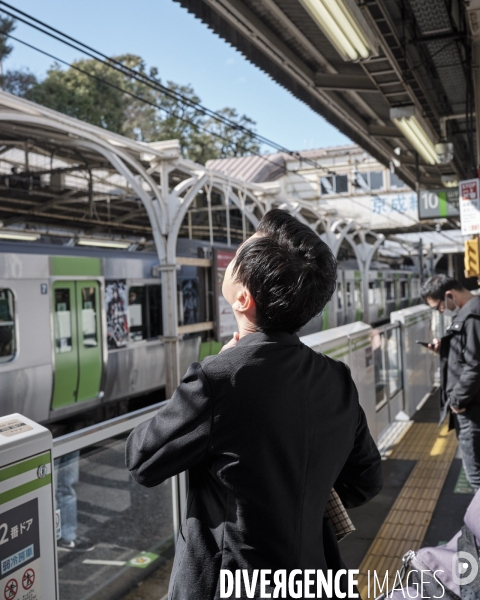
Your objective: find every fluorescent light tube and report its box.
[390,107,439,165]
[0,231,40,241]
[300,0,373,61]
[77,238,131,249]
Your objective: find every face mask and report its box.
[443,294,457,318]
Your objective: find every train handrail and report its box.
[52,399,168,458]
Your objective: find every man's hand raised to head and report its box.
[220,332,240,353]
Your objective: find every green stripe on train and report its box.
[51,256,102,277]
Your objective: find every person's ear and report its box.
[233,287,255,313]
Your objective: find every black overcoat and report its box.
[126,331,382,599]
[440,295,480,428]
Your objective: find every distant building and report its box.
[207,145,418,231]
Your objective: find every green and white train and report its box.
[0,241,421,424]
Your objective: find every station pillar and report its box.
[0,413,58,599]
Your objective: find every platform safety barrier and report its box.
[0,309,439,599]
[390,305,439,418]
[0,413,59,599]
[301,308,439,441]
[52,402,174,600]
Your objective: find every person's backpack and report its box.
[378,492,480,600]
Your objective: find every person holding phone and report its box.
[422,274,480,491]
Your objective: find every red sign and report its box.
[4,579,17,600]
[460,180,479,200]
[216,251,236,269]
[22,569,34,590]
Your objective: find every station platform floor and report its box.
[117,388,475,600]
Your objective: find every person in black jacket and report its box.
[422,274,480,491]
[126,209,383,599]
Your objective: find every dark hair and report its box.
[232,209,337,334]
[421,274,463,302]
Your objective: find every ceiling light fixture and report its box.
[299,0,377,61]
[77,238,131,249]
[390,106,440,165]
[0,231,40,241]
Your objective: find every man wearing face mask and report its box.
[421,274,480,491]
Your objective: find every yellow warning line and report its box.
[388,423,439,460]
[356,423,457,599]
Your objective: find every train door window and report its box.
[129,286,147,341]
[54,289,73,353]
[375,283,382,305]
[354,280,362,316]
[337,282,343,310]
[148,285,163,338]
[386,281,394,301]
[400,281,408,300]
[0,289,15,363]
[368,282,376,304]
[346,282,352,307]
[80,286,98,347]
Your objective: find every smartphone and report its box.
[415,340,431,348]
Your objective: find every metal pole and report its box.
[419,238,424,284]
[473,45,480,171]
[448,253,454,277]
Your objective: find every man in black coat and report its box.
[126,209,383,599]
[422,274,480,491]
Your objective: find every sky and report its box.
[2,0,350,152]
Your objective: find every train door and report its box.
[354,271,363,321]
[52,280,103,409]
[394,273,401,310]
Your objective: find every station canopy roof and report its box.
[389,229,467,255]
[174,0,475,190]
[0,90,467,260]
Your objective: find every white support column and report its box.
[448,253,454,277]
[346,229,385,324]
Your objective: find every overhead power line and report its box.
[0,4,452,238]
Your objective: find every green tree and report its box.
[6,52,261,163]
[2,69,37,97]
[26,59,126,133]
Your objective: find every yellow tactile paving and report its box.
[355,422,458,599]
[388,423,439,460]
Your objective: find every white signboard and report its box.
[459,179,480,235]
[320,191,419,230]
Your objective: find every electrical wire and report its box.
[0,8,455,239]
[2,32,447,236]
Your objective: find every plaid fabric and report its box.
[325,489,355,541]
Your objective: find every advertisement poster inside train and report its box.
[105,280,129,349]
[214,250,237,340]
[180,279,199,325]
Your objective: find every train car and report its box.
[0,240,421,424]
[326,265,420,331]
[0,242,205,425]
